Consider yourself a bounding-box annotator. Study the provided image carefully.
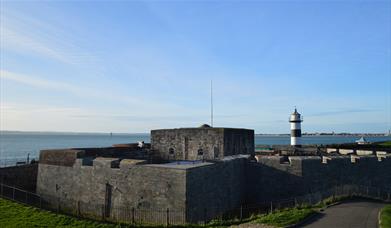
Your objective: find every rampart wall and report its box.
[247,155,391,203]
[186,156,247,222]
[37,158,187,216]
[35,148,391,224]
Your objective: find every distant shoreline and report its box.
[255,133,389,136]
[1,130,388,137]
[0,131,149,135]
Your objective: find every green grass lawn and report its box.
[381,204,391,228]
[0,197,316,228]
[0,198,118,228]
[379,141,391,147]
[252,208,315,227]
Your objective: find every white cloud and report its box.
[0,69,144,105]
[0,8,98,66]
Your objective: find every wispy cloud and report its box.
[1,70,81,92]
[307,108,380,117]
[0,8,98,66]
[0,69,188,116]
[0,69,143,106]
[70,114,243,122]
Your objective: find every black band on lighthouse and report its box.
[291,129,301,137]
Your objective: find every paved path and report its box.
[300,200,385,228]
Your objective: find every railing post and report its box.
[57,197,60,213]
[1,183,3,197]
[132,207,135,224]
[166,208,169,226]
[101,205,105,221]
[270,201,273,214]
[25,191,28,203]
[204,208,207,225]
[39,196,42,209]
[240,205,243,221]
[77,201,81,217]
[12,187,15,200]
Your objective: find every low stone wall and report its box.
[0,163,38,192]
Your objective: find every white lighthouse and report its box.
[289,108,303,147]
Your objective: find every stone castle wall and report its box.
[247,155,391,203]
[151,128,254,161]
[151,128,225,160]
[36,153,391,223]
[186,156,248,222]
[37,158,187,218]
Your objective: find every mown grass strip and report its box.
[252,207,315,227]
[0,197,318,228]
[380,204,391,228]
[379,141,391,147]
[0,198,117,228]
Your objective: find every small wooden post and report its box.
[270,202,273,213]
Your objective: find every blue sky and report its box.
[0,0,390,133]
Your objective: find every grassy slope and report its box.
[380,141,391,147]
[252,208,315,227]
[0,197,315,228]
[381,204,391,228]
[0,198,116,228]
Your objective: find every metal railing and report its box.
[1,183,390,225]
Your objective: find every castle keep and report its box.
[36,125,391,224]
[151,126,254,160]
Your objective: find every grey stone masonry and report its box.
[151,127,254,161]
[34,125,391,224]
